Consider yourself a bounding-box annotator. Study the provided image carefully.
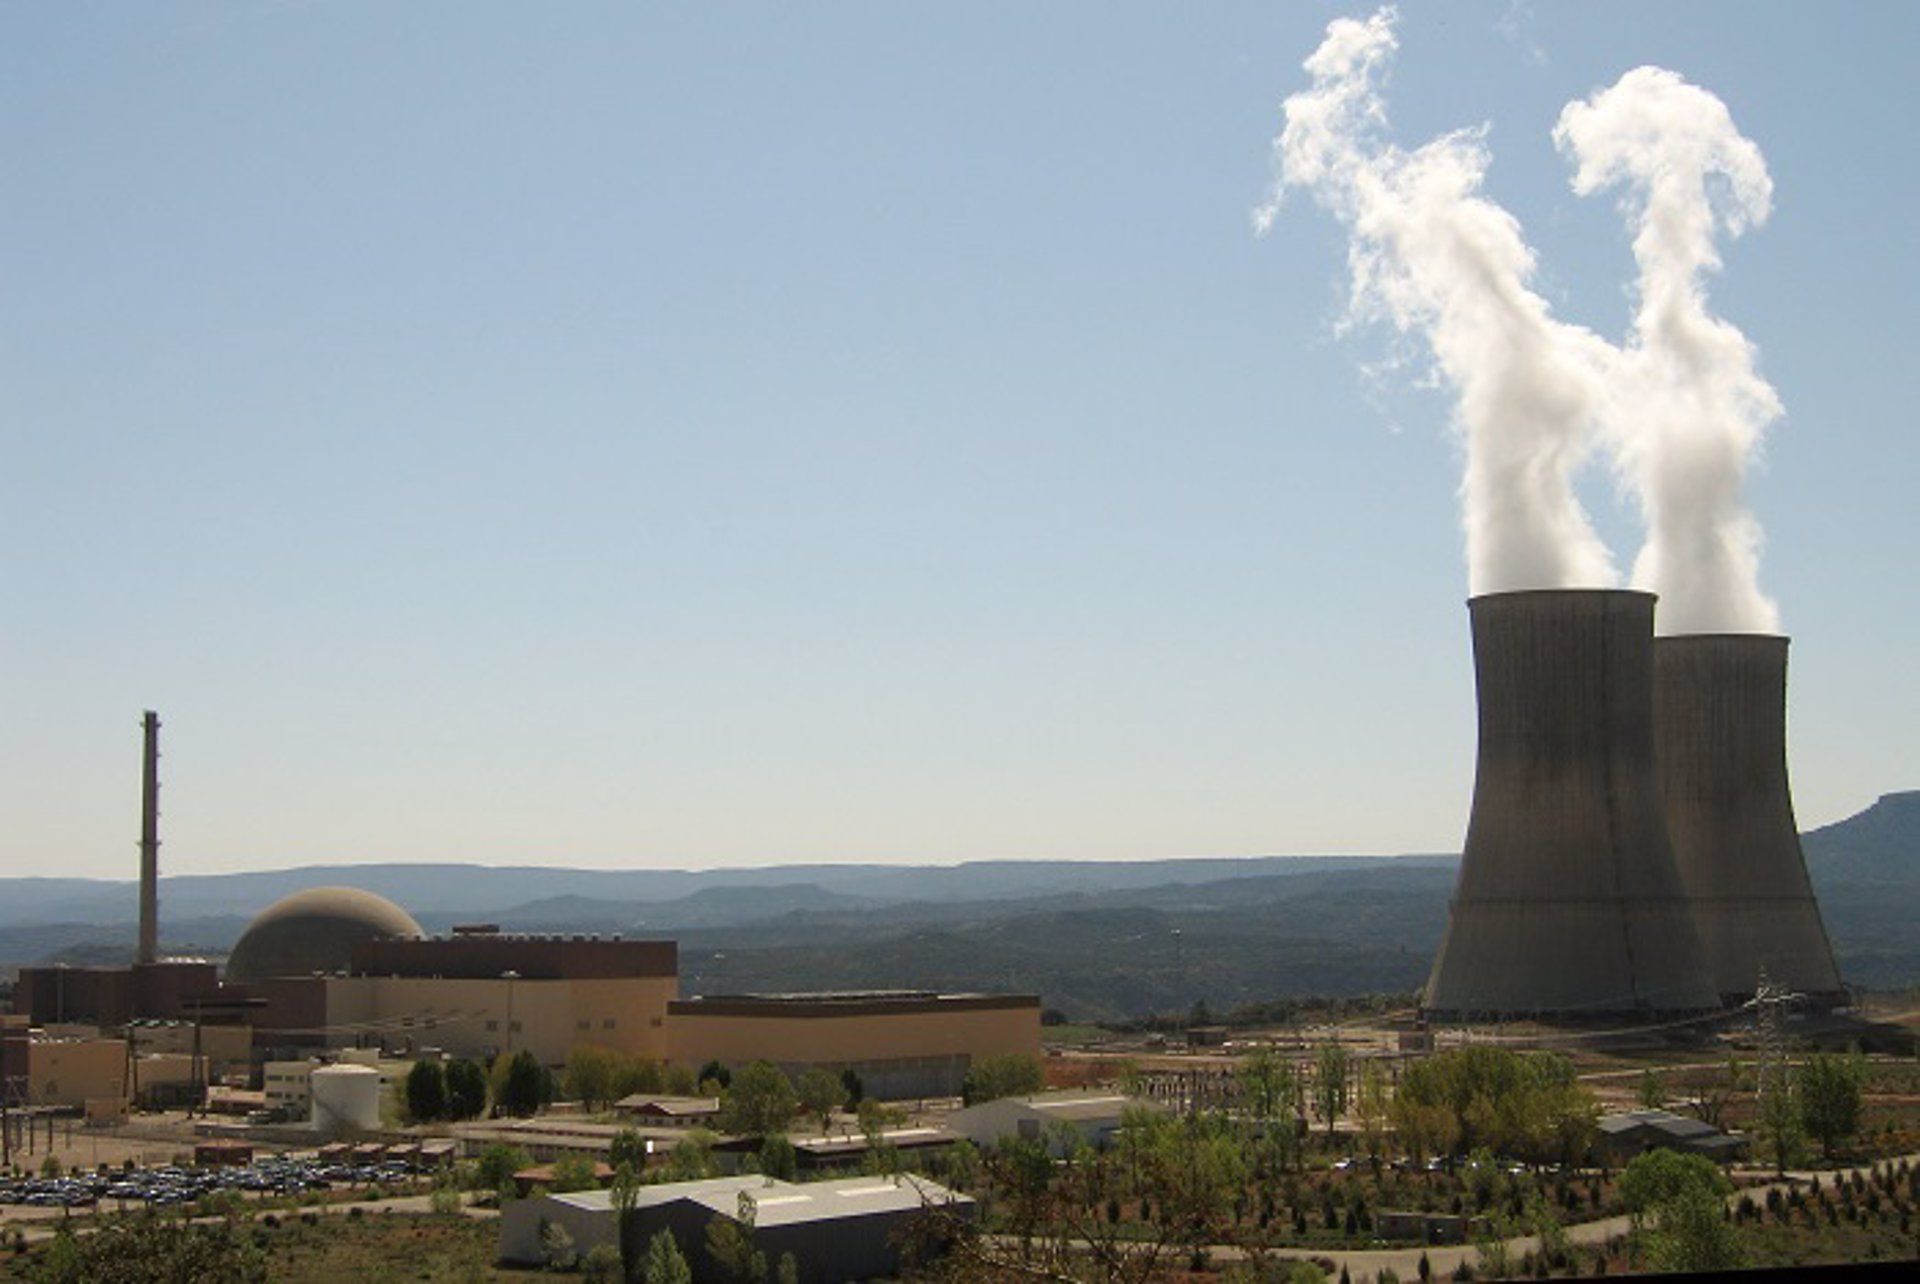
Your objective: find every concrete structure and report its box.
[499,1174,974,1281]
[129,1020,252,1077]
[310,1062,383,1133]
[225,887,425,984]
[138,710,161,967]
[25,1037,127,1108]
[263,1060,316,1118]
[12,961,218,1027]
[667,991,1042,1099]
[1653,634,1846,1005]
[1425,591,1719,1018]
[947,1090,1161,1155]
[1594,1109,1749,1165]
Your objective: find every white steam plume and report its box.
[1258,8,1618,595]
[1555,68,1782,634]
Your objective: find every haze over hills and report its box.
[0,794,1911,1020]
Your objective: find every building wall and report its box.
[131,1023,253,1075]
[28,1039,127,1108]
[667,998,1041,1098]
[353,935,675,981]
[263,1060,315,1115]
[321,975,676,1065]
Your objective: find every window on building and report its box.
[485,1020,498,1032]
[602,1019,616,1030]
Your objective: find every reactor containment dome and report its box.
[225,886,424,983]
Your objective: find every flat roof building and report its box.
[500,1173,974,1282]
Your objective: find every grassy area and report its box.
[0,1212,524,1284]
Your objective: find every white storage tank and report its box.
[310,1063,383,1133]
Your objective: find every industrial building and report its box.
[499,1173,974,1281]
[947,1090,1162,1155]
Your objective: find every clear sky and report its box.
[3,2,1915,879]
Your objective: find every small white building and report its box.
[947,1090,1163,1156]
[263,1060,315,1119]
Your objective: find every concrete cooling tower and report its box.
[1424,590,1719,1018]
[1653,634,1846,1006]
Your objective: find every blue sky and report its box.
[3,2,1914,878]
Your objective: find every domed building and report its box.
[225,886,424,983]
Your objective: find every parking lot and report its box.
[0,1153,427,1219]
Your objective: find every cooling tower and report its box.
[1424,590,1720,1018]
[1653,634,1845,1006]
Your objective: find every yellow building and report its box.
[667,992,1042,1099]
[27,1038,126,1108]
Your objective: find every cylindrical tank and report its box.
[1653,634,1845,1005]
[310,1063,383,1133]
[1424,590,1720,1018]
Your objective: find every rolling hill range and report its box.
[1,793,1911,1020]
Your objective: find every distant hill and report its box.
[1804,790,1920,885]
[1803,792,1920,991]
[1,792,1912,1017]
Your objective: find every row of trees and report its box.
[405,1049,553,1121]
[1389,1046,1598,1167]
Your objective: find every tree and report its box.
[550,1154,600,1193]
[610,1127,650,1173]
[499,1049,553,1118]
[660,1128,720,1181]
[476,1143,533,1194]
[758,1134,798,1181]
[566,1045,618,1111]
[707,1192,768,1284]
[541,1219,579,1272]
[444,1058,489,1120]
[582,1243,624,1284]
[719,1061,798,1138]
[1757,1066,1803,1176]
[612,1162,643,1281]
[1620,1148,1743,1272]
[1798,1050,1866,1161]
[699,1061,732,1091]
[840,1067,864,1107]
[1356,1061,1391,1162]
[794,1067,845,1134]
[405,1059,447,1122]
[26,1216,267,1284]
[1313,1042,1351,1136]
[1636,1068,1667,1110]
[961,1053,1044,1105]
[612,1054,667,1099]
[643,1230,694,1284]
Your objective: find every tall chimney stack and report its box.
[1424,590,1719,1018]
[137,710,160,966]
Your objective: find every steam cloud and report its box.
[1556,68,1782,634]
[1263,9,1783,632]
